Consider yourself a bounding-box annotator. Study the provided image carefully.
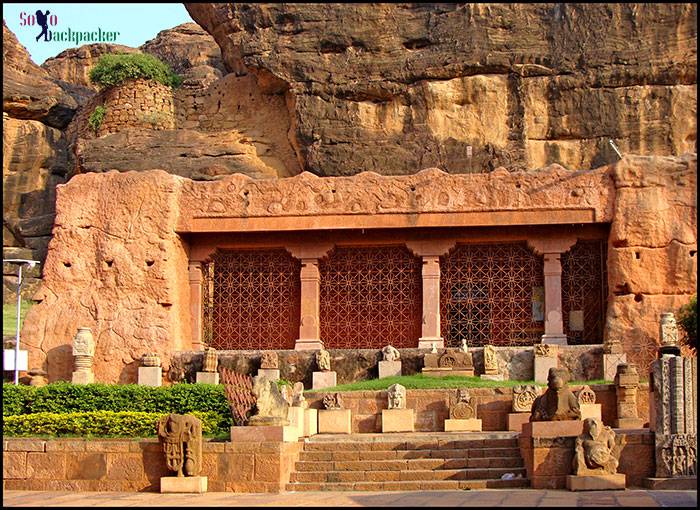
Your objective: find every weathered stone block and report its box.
[381,409,415,433]
[230,425,297,443]
[480,374,504,381]
[287,406,305,437]
[71,370,94,384]
[444,418,482,432]
[137,366,161,386]
[522,420,583,438]
[534,356,558,383]
[257,368,280,381]
[566,473,626,491]
[507,413,530,432]
[579,403,602,421]
[318,409,351,434]
[378,360,402,379]
[615,418,644,429]
[312,371,336,389]
[304,408,318,437]
[195,371,219,384]
[160,475,207,493]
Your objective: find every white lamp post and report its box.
[3,258,39,384]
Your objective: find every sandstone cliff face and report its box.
[186,3,697,175]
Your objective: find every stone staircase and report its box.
[286,431,529,492]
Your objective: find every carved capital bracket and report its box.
[405,240,456,258]
[188,261,202,283]
[527,236,578,256]
[286,243,334,261]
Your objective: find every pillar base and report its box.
[541,334,568,345]
[294,339,324,351]
[418,337,444,349]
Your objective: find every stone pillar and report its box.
[418,255,444,349]
[614,363,643,428]
[188,261,204,351]
[541,252,567,345]
[72,327,95,384]
[295,258,323,350]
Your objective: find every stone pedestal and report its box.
[418,338,444,349]
[230,425,298,443]
[137,366,162,386]
[195,372,219,384]
[318,409,351,434]
[507,413,530,432]
[378,360,402,379]
[257,368,280,381]
[312,371,336,389]
[642,477,698,490]
[480,373,504,381]
[444,418,482,432]
[603,353,627,381]
[71,371,94,384]
[522,420,584,438]
[381,409,414,433]
[566,474,626,491]
[579,403,602,421]
[160,476,207,493]
[304,408,318,437]
[615,417,644,429]
[534,356,558,384]
[288,406,305,437]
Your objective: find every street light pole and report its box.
[3,258,39,385]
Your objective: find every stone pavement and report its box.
[2,489,697,507]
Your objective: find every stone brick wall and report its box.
[304,384,650,433]
[2,438,301,493]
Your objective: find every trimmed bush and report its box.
[678,294,697,349]
[3,410,222,438]
[88,105,106,133]
[2,382,231,428]
[89,53,182,89]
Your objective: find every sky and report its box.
[3,3,194,65]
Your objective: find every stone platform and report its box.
[567,474,625,491]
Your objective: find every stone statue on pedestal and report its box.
[157,414,203,477]
[530,367,581,421]
[387,383,406,409]
[382,345,400,362]
[249,374,289,425]
[573,417,626,475]
[316,348,331,371]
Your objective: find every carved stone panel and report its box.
[322,392,343,410]
[260,351,279,369]
[577,385,597,405]
[655,434,697,478]
[512,384,539,413]
[450,389,476,420]
[157,413,203,477]
[387,383,406,410]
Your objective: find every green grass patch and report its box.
[3,300,32,337]
[309,374,612,392]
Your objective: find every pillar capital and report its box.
[286,244,334,260]
[405,240,456,258]
[527,237,577,256]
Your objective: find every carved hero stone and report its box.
[530,367,581,422]
[572,417,626,475]
[387,383,406,409]
[315,348,331,372]
[260,351,279,369]
[450,388,476,420]
[157,413,203,477]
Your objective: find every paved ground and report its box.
[2,489,697,507]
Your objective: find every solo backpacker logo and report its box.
[20,9,120,44]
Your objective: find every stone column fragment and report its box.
[188,261,204,351]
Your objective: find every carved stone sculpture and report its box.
[614,364,642,427]
[72,327,95,383]
[291,382,307,408]
[512,384,539,413]
[322,392,343,410]
[577,385,597,405]
[27,368,48,387]
[316,348,331,372]
[483,344,498,373]
[387,383,406,409]
[450,388,476,420]
[141,352,161,367]
[460,339,468,353]
[535,343,557,357]
[659,312,679,347]
[157,413,203,477]
[249,374,289,426]
[382,345,400,362]
[260,351,279,369]
[657,434,697,478]
[530,367,581,422]
[202,347,218,372]
[572,417,626,475]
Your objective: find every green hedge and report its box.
[89,53,182,89]
[3,410,223,438]
[2,382,231,428]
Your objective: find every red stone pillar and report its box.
[188,261,204,351]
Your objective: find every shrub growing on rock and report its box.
[678,294,697,350]
[88,105,106,133]
[89,53,182,89]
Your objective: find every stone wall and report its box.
[2,438,301,493]
[302,385,649,434]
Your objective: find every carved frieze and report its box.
[655,434,697,478]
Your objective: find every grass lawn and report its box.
[3,300,33,337]
[310,373,612,392]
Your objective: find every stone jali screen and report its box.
[202,248,301,350]
[319,245,422,349]
[440,242,545,347]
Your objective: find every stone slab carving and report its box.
[655,434,697,478]
[141,352,161,367]
[535,344,557,357]
[387,383,406,410]
[460,339,468,353]
[513,384,539,413]
[577,385,597,405]
[260,351,279,369]
[530,367,581,422]
[424,349,474,370]
[291,382,307,408]
[572,417,626,476]
[659,312,679,347]
[315,348,331,372]
[483,344,498,374]
[382,345,400,362]
[322,392,343,410]
[157,413,203,477]
[449,389,476,420]
[202,347,218,372]
[249,374,289,426]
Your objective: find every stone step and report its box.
[294,456,524,472]
[290,467,527,483]
[299,446,522,462]
[285,478,530,492]
[302,438,518,452]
